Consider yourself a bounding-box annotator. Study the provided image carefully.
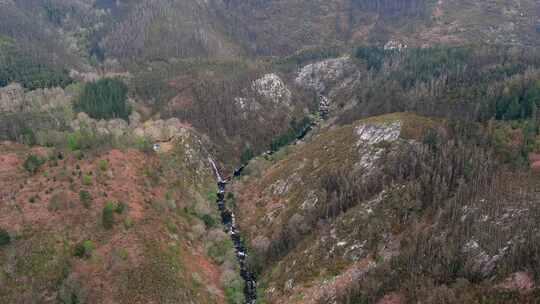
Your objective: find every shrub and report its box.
[74,240,95,258]
[123,217,134,229]
[102,202,115,229]
[79,190,92,208]
[165,219,178,234]
[270,116,312,152]
[82,174,92,186]
[21,127,37,146]
[224,278,244,304]
[23,154,45,174]
[117,248,129,261]
[115,202,126,214]
[135,137,154,153]
[99,159,108,171]
[240,147,254,164]
[67,127,96,152]
[0,228,10,246]
[201,214,216,229]
[74,78,130,121]
[207,238,234,265]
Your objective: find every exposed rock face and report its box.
[295,57,358,116]
[232,73,292,119]
[462,239,508,277]
[295,57,354,94]
[252,73,291,106]
[0,83,72,113]
[355,121,402,147]
[355,121,402,172]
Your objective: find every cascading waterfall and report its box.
[206,109,320,304]
[209,158,257,304]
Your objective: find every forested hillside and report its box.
[233,113,540,303]
[1,0,539,70]
[1,1,540,304]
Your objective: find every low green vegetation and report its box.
[119,242,193,302]
[240,147,255,165]
[74,240,96,259]
[102,202,115,229]
[99,159,109,171]
[115,202,126,214]
[207,238,234,265]
[67,128,97,151]
[123,217,134,229]
[270,116,312,152]
[0,228,10,246]
[74,78,130,121]
[135,137,154,153]
[20,127,37,146]
[201,214,216,229]
[11,234,71,296]
[23,154,46,174]
[79,190,92,208]
[225,278,244,304]
[82,174,92,186]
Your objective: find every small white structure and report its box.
[152,143,161,152]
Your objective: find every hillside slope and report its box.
[1,0,538,70]
[0,132,245,303]
[232,113,540,303]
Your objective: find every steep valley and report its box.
[1,1,540,304]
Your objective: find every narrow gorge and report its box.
[210,159,257,304]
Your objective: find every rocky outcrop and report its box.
[462,239,508,277]
[295,57,354,94]
[252,73,292,106]
[355,121,402,147]
[356,121,402,172]
[233,73,292,119]
[295,57,359,116]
